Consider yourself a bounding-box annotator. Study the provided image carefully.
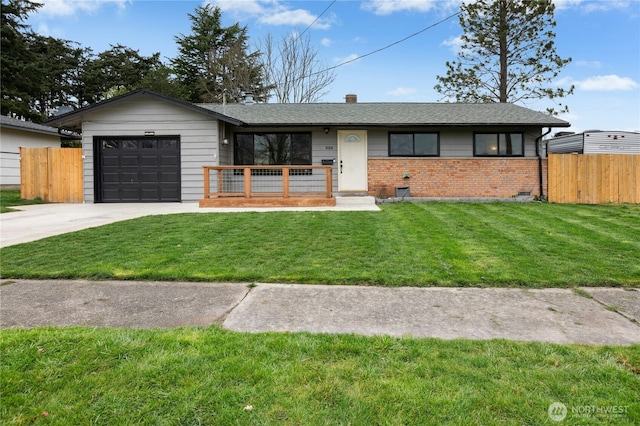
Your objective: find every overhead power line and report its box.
[265,0,336,73]
[296,0,337,40]
[306,10,461,79]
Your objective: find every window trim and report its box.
[388,132,440,157]
[473,132,525,157]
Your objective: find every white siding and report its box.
[82,97,219,202]
[584,132,640,154]
[0,128,61,187]
[547,131,640,154]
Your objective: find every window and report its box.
[234,132,312,175]
[474,133,524,156]
[389,133,439,156]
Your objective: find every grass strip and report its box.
[1,327,638,425]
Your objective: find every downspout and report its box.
[536,128,552,199]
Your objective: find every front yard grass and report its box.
[2,203,638,424]
[1,327,638,425]
[1,202,638,286]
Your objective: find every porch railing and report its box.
[202,165,333,203]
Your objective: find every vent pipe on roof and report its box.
[345,94,357,103]
[242,92,256,105]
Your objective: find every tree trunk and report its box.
[499,0,508,103]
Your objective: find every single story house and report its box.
[0,115,70,188]
[44,89,570,204]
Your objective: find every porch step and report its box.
[335,196,376,206]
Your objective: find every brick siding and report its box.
[368,158,548,198]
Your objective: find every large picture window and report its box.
[234,132,312,174]
[389,133,439,156]
[474,133,524,156]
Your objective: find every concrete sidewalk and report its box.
[0,198,379,248]
[1,280,638,345]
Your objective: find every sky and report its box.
[25,0,640,133]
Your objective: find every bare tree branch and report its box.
[259,33,336,103]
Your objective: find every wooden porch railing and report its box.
[200,165,335,207]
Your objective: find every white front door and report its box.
[338,130,368,192]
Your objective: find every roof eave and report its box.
[44,89,245,130]
[238,122,571,127]
[1,123,60,137]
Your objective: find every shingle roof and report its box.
[1,115,64,136]
[200,102,570,127]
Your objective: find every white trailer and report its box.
[547,130,640,154]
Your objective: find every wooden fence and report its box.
[548,153,639,204]
[20,147,83,203]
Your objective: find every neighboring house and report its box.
[0,115,68,188]
[547,130,640,154]
[44,89,570,203]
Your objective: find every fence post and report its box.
[244,168,251,199]
[203,166,210,199]
[218,168,225,197]
[283,167,290,198]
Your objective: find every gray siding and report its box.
[367,127,541,158]
[82,97,219,202]
[0,128,61,187]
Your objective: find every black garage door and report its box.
[95,136,180,202]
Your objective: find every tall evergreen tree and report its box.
[1,0,41,119]
[171,4,269,103]
[29,35,84,117]
[79,45,163,105]
[434,0,573,115]
[2,0,169,119]
[139,63,187,100]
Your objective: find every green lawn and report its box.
[1,327,638,425]
[0,190,44,213]
[2,202,639,424]
[1,202,638,286]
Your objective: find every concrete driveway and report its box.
[1,203,203,247]
[1,280,639,345]
[0,198,379,248]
